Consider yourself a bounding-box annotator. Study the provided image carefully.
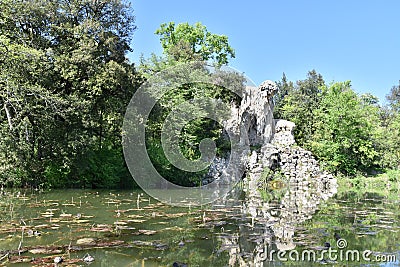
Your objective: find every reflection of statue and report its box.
[210,81,337,267]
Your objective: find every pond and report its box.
[0,181,399,266]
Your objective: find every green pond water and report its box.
[0,184,399,266]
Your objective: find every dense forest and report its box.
[0,0,399,189]
[274,72,400,176]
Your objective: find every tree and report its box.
[155,22,235,65]
[387,81,400,112]
[309,82,381,175]
[274,73,294,118]
[378,82,400,169]
[274,70,325,147]
[0,0,138,188]
[0,0,66,185]
[140,60,245,186]
[138,22,242,185]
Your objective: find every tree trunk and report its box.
[4,102,13,130]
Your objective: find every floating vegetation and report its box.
[72,219,90,224]
[113,221,128,226]
[76,238,97,245]
[40,212,54,218]
[127,219,146,223]
[29,247,63,254]
[59,213,72,218]
[0,188,399,266]
[137,230,157,235]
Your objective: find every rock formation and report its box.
[206,80,337,197]
[206,80,338,267]
[204,80,277,185]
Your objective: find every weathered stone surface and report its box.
[205,80,336,199]
[205,80,277,184]
[206,79,338,266]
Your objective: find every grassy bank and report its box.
[337,170,400,199]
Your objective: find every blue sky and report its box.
[128,0,400,103]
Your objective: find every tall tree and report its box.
[379,81,400,169]
[139,22,243,186]
[310,82,380,174]
[0,0,137,188]
[155,22,235,65]
[274,73,294,118]
[387,81,400,112]
[275,70,325,147]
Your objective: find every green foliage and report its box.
[155,22,235,65]
[43,163,70,189]
[0,0,138,188]
[387,169,400,182]
[257,167,287,202]
[43,145,134,189]
[378,110,400,169]
[140,57,245,186]
[146,138,208,186]
[1,0,398,189]
[386,80,400,112]
[337,173,399,198]
[72,146,131,189]
[273,72,294,115]
[274,70,325,146]
[309,81,381,174]
[140,22,241,186]
[275,71,400,176]
[375,82,400,170]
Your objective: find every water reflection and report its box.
[212,165,337,266]
[0,181,399,266]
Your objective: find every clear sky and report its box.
[128,0,400,103]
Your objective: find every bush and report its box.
[0,168,27,188]
[387,169,400,182]
[69,145,133,189]
[146,138,207,186]
[43,163,70,189]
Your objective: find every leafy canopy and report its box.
[155,22,235,65]
[310,81,380,174]
[0,0,138,188]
